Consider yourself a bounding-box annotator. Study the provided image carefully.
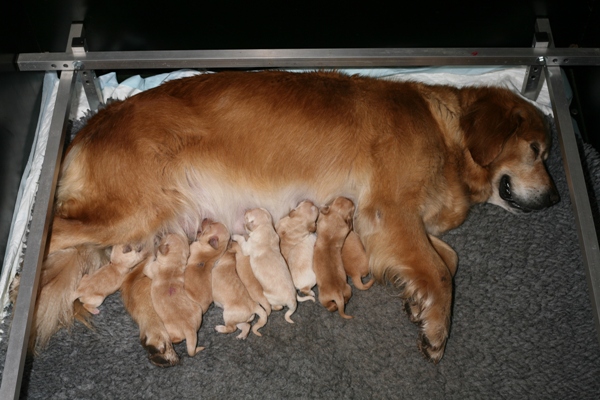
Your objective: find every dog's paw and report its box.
[417,331,447,364]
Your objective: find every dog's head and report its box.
[461,88,560,213]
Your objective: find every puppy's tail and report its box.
[351,275,375,291]
[20,245,108,352]
[284,300,297,324]
[296,293,315,302]
[325,295,353,320]
[251,305,268,336]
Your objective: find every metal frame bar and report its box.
[15,47,600,71]
[2,18,600,399]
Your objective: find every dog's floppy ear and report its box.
[208,236,219,250]
[320,205,331,215]
[461,102,524,167]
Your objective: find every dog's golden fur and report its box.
[29,70,559,363]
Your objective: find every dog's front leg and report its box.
[357,207,453,364]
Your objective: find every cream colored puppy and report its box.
[313,197,355,319]
[144,233,203,357]
[276,200,319,300]
[230,241,272,316]
[233,208,309,324]
[341,231,375,290]
[73,244,149,314]
[184,220,230,313]
[212,249,268,339]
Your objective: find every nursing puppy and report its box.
[233,208,310,324]
[144,233,204,357]
[73,244,149,314]
[184,220,230,313]
[341,231,374,291]
[276,200,319,300]
[37,70,560,363]
[121,261,180,367]
[211,249,268,339]
[313,197,355,319]
[230,241,272,316]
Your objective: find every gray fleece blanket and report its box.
[1,117,599,399]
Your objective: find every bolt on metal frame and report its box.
[1,18,599,400]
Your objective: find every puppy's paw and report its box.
[82,303,100,315]
[143,340,180,368]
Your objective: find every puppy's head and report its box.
[290,200,319,233]
[461,89,559,213]
[191,221,230,259]
[244,208,273,232]
[319,197,355,231]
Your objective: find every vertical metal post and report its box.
[0,25,80,399]
[540,18,600,345]
[71,33,104,112]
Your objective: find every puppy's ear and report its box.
[122,245,133,253]
[346,215,354,230]
[158,243,170,255]
[461,101,522,167]
[320,205,331,215]
[208,236,219,250]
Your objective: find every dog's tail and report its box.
[18,245,108,351]
[251,305,268,336]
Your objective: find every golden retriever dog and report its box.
[313,197,355,319]
[211,249,268,339]
[120,261,180,367]
[230,241,272,316]
[184,220,229,313]
[275,200,319,300]
[32,70,559,363]
[73,244,149,314]
[341,231,375,291]
[143,233,204,357]
[233,208,309,324]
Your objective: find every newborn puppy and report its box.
[341,231,375,290]
[74,243,149,314]
[230,241,272,316]
[313,197,355,319]
[121,261,180,368]
[144,233,203,357]
[211,249,268,339]
[276,200,319,300]
[233,208,308,324]
[184,220,230,313]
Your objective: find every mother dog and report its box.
[33,70,559,364]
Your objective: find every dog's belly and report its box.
[183,170,362,236]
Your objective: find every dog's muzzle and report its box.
[499,175,560,213]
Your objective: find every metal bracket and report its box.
[70,26,104,112]
[521,31,550,100]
